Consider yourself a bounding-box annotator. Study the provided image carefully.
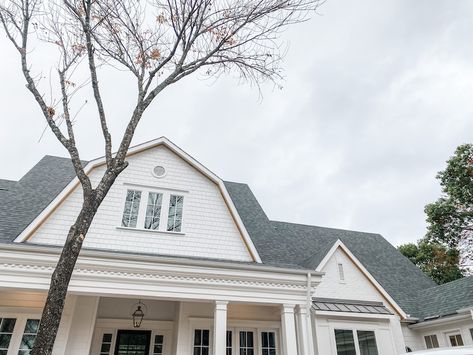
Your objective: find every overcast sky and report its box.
[1,0,473,247]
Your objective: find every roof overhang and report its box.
[14,137,262,263]
[0,242,322,304]
[315,239,409,320]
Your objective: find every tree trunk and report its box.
[30,194,100,355]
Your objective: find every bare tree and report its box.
[0,0,321,353]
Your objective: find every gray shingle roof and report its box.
[0,156,86,243]
[0,157,470,322]
[415,276,473,320]
[224,181,438,318]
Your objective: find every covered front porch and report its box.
[0,243,322,355]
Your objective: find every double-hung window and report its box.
[0,318,16,355]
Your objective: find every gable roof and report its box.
[415,276,473,321]
[0,141,469,322]
[223,181,438,318]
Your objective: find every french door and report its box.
[114,330,151,355]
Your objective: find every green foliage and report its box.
[398,241,463,285]
[425,144,473,248]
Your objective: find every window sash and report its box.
[122,190,142,228]
[261,331,276,355]
[357,331,378,355]
[100,333,113,355]
[424,335,439,349]
[193,329,210,355]
[449,334,464,347]
[144,192,163,230]
[239,331,254,355]
[153,334,164,355]
[167,195,184,232]
[18,319,40,355]
[0,318,16,353]
[334,329,356,355]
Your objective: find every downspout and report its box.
[306,272,312,318]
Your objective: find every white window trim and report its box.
[118,185,187,234]
[188,318,281,355]
[0,311,41,355]
[331,324,380,355]
[91,319,173,355]
[444,330,465,347]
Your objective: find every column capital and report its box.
[215,300,229,309]
[281,304,296,314]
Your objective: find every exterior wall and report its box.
[28,144,253,262]
[407,317,473,350]
[401,323,424,352]
[314,314,400,355]
[315,248,393,311]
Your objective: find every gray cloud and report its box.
[1,0,473,247]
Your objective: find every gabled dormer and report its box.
[16,137,261,263]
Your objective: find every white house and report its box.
[0,137,472,355]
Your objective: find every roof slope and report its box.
[0,156,85,243]
[415,276,473,320]
[224,181,437,317]
[1,155,468,321]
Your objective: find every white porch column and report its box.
[281,304,298,355]
[213,300,228,355]
[296,305,314,355]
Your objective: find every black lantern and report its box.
[132,300,145,328]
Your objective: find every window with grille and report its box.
[100,333,113,355]
[226,331,232,355]
[261,332,276,355]
[18,319,40,355]
[122,189,142,228]
[0,318,16,355]
[239,331,254,355]
[167,195,184,232]
[193,329,209,355]
[153,334,164,355]
[144,192,163,230]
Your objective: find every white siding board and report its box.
[315,248,392,309]
[28,145,252,262]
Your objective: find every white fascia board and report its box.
[0,243,321,305]
[315,239,408,320]
[14,137,263,263]
[408,313,472,329]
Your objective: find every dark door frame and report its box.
[114,329,152,355]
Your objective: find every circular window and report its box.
[152,165,166,178]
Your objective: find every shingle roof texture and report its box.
[0,156,85,243]
[1,156,471,322]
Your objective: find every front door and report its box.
[114,330,151,355]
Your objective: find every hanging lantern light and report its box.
[132,300,145,328]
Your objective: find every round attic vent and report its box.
[152,165,166,178]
